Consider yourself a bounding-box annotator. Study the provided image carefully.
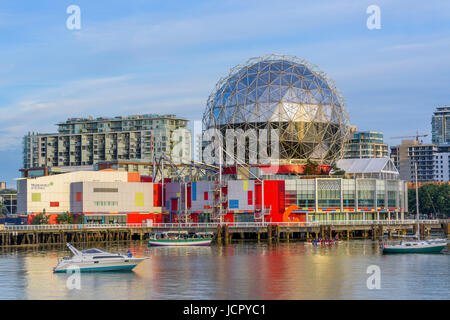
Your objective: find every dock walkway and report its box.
[0,220,448,246]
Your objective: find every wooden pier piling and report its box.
[0,219,446,247]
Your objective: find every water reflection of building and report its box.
[0,248,27,299]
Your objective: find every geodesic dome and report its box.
[202,54,350,165]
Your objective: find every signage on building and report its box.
[31,182,54,190]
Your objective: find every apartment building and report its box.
[22,114,192,174]
[343,130,388,159]
[432,106,450,144]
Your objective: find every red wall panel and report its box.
[263,180,285,222]
[140,176,153,183]
[127,213,156,224]
[171,198,179,212]
[223,213,234,223]
[255,181,262,208]
[187,184,192,209]
[153,184,162,207]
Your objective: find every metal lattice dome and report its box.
[202,54,350,165]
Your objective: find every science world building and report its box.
[17,54,409,224]
[202,54,350,169]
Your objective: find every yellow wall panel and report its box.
[31,193,41,202]
[135,193,144,207]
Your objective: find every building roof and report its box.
[336,157,399,174]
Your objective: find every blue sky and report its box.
[1,0,449,187]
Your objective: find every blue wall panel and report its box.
[229,200,239,209]
[192,182,197,201]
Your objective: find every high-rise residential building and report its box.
[390,140,419,181]
[432,106,450,144]
[391,140,450,183]
[433,152,450,182]
[0,181,6,191]
[22,114,191,175]
[408,144,438,182]
[343,130,388,159]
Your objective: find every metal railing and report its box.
[2,219,445,231]
[3,223,142,231]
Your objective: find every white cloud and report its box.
[72,1,361,54]
[0,74,210,150]
[1,0,449,154]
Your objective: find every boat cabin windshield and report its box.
[81,249,106,254]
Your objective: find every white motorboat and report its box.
[53,243,147,273]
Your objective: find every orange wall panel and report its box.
[127,172,141,182]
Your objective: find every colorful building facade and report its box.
[16,169,408,225]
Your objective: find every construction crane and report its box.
[391,131,429,143]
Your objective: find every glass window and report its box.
[376,180,385,207]
[343,180,355,208]
[317,180,340,208]
[296,179,315,208]
[357,179,375,207]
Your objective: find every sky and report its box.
[0,0,449,187]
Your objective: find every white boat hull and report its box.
[54,257,145,273]
[148,239,213,247]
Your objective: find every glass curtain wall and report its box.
[374,179,385,220]
[318,180,341,221]
[356,179,375,220]
[296,179,315,221]
[259,178,405,222]
[387,180,398,211]
[285,180,297,208]
[342,179,355,208]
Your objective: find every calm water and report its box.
[0,240,448,300]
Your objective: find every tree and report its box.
[303,159,319,175]
[32,213,48,225]
[57,212,78,224]
[76,213,85,224]
[0,203,5,217]
[0,189,17,195]
[408,183,450,218]
[56,212,84,224]
[330,163,346,176]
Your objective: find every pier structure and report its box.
[0,220,447,247]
